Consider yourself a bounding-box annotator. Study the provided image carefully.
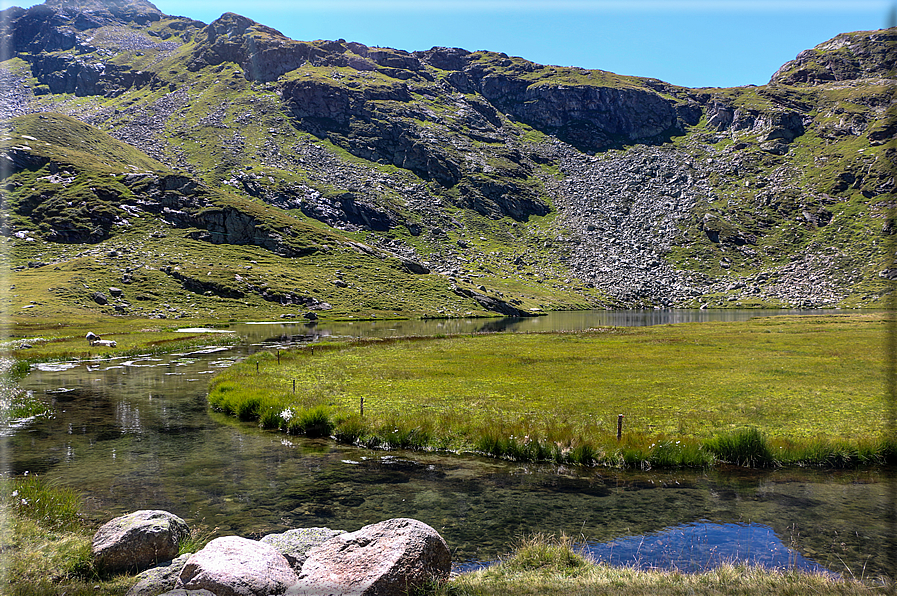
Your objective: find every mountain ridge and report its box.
[1,0,894,320]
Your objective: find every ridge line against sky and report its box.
[2,0,895,87]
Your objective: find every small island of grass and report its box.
[209,313,893,468]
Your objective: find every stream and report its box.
[5,310,893,576]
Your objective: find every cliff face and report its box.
[2,0,895,314]
[770,28,897,85]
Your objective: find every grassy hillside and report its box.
[1,2,894,318]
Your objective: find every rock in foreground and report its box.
[92,510,190,573]
[260,527,346,572]
[177,536,298,596]
[126,553,190,596]
[291,518,451,596]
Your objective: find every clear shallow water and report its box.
[6,309,893,577]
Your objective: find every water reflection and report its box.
[225,308,846,341]
[585,521,829,573]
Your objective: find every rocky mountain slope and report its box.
[1,0,894,320]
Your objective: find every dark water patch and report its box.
[621,479,660,491]
[11,458,58,475]
[93,425,123,441]
[156,424,206,435]
[533,475,612,497]
[754,492,823,508]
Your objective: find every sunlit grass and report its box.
[0,475,133,595]
[209,314,891,467]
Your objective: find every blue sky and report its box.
[5,0,895,87]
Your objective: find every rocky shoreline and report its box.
[94,510,451,596]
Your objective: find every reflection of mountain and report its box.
[585,521,831,574]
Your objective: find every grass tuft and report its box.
[286,405,334,437]
[2,474,83,532]
[501,533,588,573]
[704,427,777,468]
[177,521,219,556]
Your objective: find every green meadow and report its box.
[209,313,893,468]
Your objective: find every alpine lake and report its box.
[6,310,893,577]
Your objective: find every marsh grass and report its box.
[499,533,589,573]
[1,474,82,532]
[0,475,133,595]
[705,428,776,467]
[177,521,219,556]
[209,314,892,468]
[8,328,242,366]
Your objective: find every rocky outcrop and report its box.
[0,147,51,178]
[45,0,163,26]
[297,191,395,232]
[122,173,320,257]
[433,53,699,152]
[414,46,472,71]
[452,285,530,317]
[183,205,312,257]
[28,53,156,97]
[1,4,78,54]
[0,1,178,99]
[705,101,805,144]
[293,518,451,596]
[770,28,897,85]
[281,77,463,188]
[159,267,245,299]
[491,82,684,151]
[187,13,313,82]
[91,510,190,573]
[188,14,428,83]
[176,536,298,596]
